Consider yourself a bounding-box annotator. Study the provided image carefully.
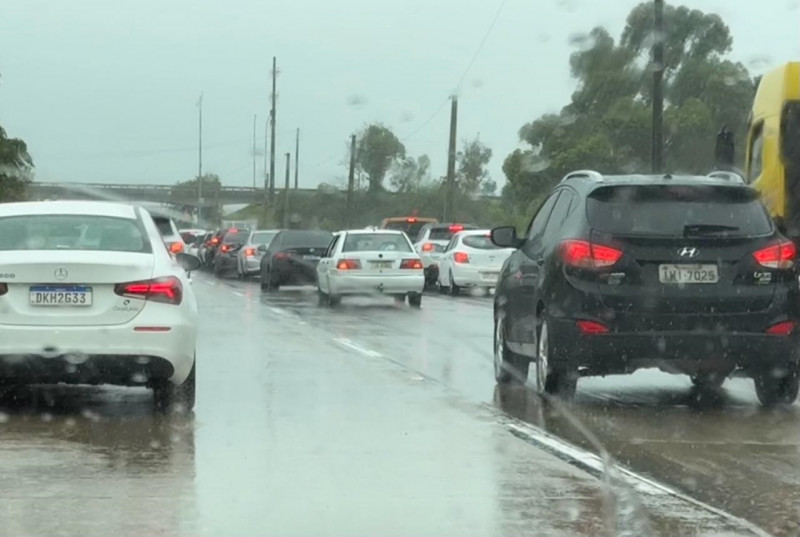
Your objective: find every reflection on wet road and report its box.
[2,273,798,536]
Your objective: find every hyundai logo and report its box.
[54,268,68,281]
[678,247,699,258]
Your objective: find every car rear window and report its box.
[224,230,250,243]
[281,230,333,248]
[251,232,277,245]
[0,215,151,252]
[462,235,503,250]
[429,225,475,241]
[343,233,413,253]
[587,185,773,237]
[153,218,175,237]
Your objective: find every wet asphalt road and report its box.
[1,274,799,536]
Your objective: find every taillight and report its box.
[766,321,795,335]
[421,243,435,252]
[0,283,7,296]
[169,242,184,254]
[245,248,256,257]
[400,259,423,269]
[115,276,183,305]
[561,240,622,269]
[337,259,362,270]
[449,225,464,232]
[753,241,796,269]
[453,252,469,264]
[577,320,609,335]
[210,237,220,245]
[221,244,231,253]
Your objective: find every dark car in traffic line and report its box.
[260,230,334,291]
[491,170,800,407]
[213,228,252,277]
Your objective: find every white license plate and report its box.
[29,286,93,306]
[370,261,393,269]
[658,264,719,284]
[481,272,499,281]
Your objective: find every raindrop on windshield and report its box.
[567,32,596,51]
[0,412,9,424]
[346,95,367,109]
[748,55,772,70]
[521,153,551,173]
[400,111,414,123]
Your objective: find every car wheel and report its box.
[264,268,279,292]
[153,359,196,413]
[537,319,577,399]
[493,315,529,384]
[260,265,269,290]
[408,293,422,308]
[449,271,460,296]
[754,364,800,407]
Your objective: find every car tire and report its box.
[263,268,279,292]
[328,294,341,307]
[260,265,269,290]
[754,364,800,407]
[449,271,460,296]
[536,319,577,399]
[408,293,422,308]
[153,359,196,413]
[493,315,529,384]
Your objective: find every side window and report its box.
[324,235,340,258]
[526,192,561,242]
[542,190,575,245]
[748,122,764,183]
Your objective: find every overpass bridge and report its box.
[28,182,318,207]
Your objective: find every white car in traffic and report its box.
[316,229,425,307]
[437,229,515,295]
[0,201,200,410]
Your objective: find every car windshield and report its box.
[462,234,502,250]
[4,2,799,536]
[587,185,773,237]
[342,233,413,252]
[0,215,149,252]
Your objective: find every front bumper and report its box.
[329,273,425,295]
[0,316,195,386]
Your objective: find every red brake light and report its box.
[407,217,417,223]
[753,241,796,269]
[115,276,182,305]
[337,259,362,270]
[577,320,609,335]
[422,242,434,252]
[245,248,256,257]
[766,321,795,336]
[221,244,231,253]
[400,259,423,269]
[210,237,220,245]
[168,242,184,254]
[229,228,238,233]
[561,240,622,269]
[453,252,469,264]
[449,225,464,232]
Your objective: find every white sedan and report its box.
[316,229,425,307]
[437,230,516,295]
[0,201,200,411]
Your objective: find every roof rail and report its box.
[560,170,604,183]
[707,170,745,184]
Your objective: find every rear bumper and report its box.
[548,316,800,374]
[419,253,443,268]
[0,319,195,386]
[273,261,319,285]
[329,273,425,295]
[241,256,262,274]
[452,264,500,287]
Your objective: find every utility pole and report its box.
[283,152,291,228]
[652,0,665,174]
[347,134,356,226]
[262,117,269,228]
[269,56,277,202]
[197,92,203,224]
[294,128,300,190]
[445,95,458,222]
[252,114,257,188]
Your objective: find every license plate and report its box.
[658,264,719,284]
[481,271,499,281]
[370,261,393,269]
[29,286,93,306]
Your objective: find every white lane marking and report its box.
[333,337,382,358]
[231,291,245,297]
[505,420,773,537]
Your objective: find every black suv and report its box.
[491,170,800,406]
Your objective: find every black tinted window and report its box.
[0,215,150,252]
[153,218,175,236]
[527,193,560,240]
[281,231,333,248]
[343,233,413,252]
[462,235,503,250]
[224,231,250,243]
[587,185,772,237]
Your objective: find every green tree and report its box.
[389,154,430,193]
[0,125,33,201]
[356,124,405,192]
[456,138,492,194]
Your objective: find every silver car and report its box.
[237,229,281,278]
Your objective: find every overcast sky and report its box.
[1,0,798,190]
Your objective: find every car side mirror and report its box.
[176,252,202,273]
[257,244,268,253]
[491,226,522,249]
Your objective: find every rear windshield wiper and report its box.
[683,224,740,236]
